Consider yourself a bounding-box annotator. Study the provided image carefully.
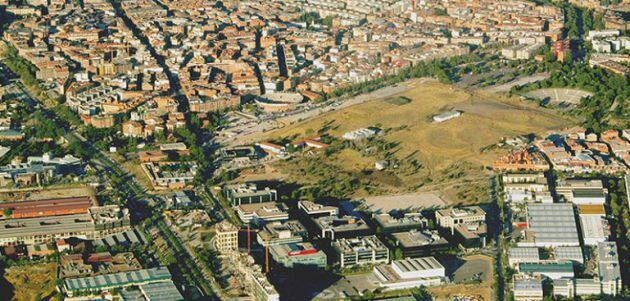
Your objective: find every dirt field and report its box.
[362,192,447,213]
[430,255,494,301]
[268,80,572,171]
[3,263,59,301]
[264,79,574,203]
[0,185,96,203]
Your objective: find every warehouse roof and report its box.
[526,203,580,246]
[64,267,172,292]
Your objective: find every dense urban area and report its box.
[0,0,628,300]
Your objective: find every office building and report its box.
[391,230,450,258]
[235,202,289,225]
[269,242,327,268]
[332,236,389,268]
[257,220,308,247]
[373,212,428,234]
[297,200,338,217]
[225,183,277,206]
[314,215,371,240]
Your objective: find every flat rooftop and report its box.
[526,203,579,246]
[314,215,370,233]
[437,206,485,219]
[393,257,444,273]
[374,213,427,229]
[392,230,448,248]
[332,235,387,253]
[64,267,172,292]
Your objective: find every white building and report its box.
[432,110,461,123]
[579,214,608,246]
[373,257,444,291]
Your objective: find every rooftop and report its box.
[332,235,387,253]
[392,230,448,248]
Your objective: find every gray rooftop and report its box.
[64,267,172,292]
[527,203,580,246]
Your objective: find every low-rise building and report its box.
[373,212,428,234]
[0,205,130,246]
[598,241,621,296]
[314,215,371,240]
[508,247,540,267]
[553,278,574,298]
[518,262,575,280]
[269,242,327,268]
[373,257,444,291]
[62,267,175,298]
[257,220,307,247]
[298,200,338,217]
[225,183,278,206]
[519,203,580,247]
[391,230,450,258]
[513,278,543,301]
[555,246,584,265]
[235,202,289,225]
[332,236,389,268]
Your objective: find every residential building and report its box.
[214,221,238,254]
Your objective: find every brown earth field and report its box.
[260,79,574,204]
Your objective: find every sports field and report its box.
[264,79,574,203]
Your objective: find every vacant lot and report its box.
[264,80,573,203]
[3,263,59,301]
[0,185,95,203]
[430,255,494,301]
[362,192,447,213]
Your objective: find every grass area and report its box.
[3,263,59,301]
[266,80,575,204]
